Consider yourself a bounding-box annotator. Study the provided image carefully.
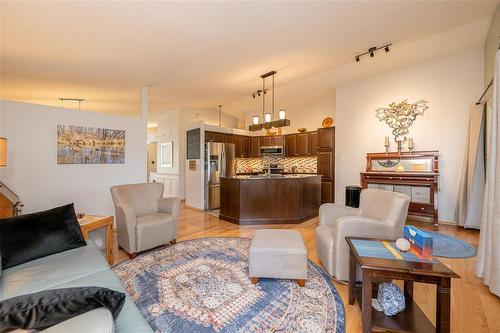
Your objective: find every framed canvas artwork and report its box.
[57,125,125,164]
[161,142,173,167]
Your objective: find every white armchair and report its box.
[316,189,410,281]
[110,183,180,259]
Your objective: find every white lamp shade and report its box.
[252,115,260,125]
[0,137,6,167]
[264,113,271,123]
[279,109,286,120]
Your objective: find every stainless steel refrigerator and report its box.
[204,142,235,210]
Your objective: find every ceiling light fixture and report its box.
[59,97,85,111]
[248,71,290,132]
[354,43,392,63]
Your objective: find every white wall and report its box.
[335,48,484,222]
[154,107,239,200]
[0,99,147,216]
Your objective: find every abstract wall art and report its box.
[57,125,125,164]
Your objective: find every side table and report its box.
[346,237,460,333]
[78,215,114,265]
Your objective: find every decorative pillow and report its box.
[0,287,125,332]
[0,203,86,270]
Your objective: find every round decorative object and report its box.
[297,128,307,133]
[322,117,334,128]
[377,282,405,316]
[395,238,411,252]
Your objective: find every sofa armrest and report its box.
[115,203,137,254]
[42,308,114,333]
[319,203,360,227]
[158,197,180,220]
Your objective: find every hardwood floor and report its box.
[114,205,500,333]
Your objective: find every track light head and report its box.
[257,91,261,96]
[252,94,255,98]
[385,45,390,53]
[369,51,374,57]
[355,56,360,62]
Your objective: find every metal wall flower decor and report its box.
[375,99,428,153]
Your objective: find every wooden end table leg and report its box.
[404,280,414,299]
[436,277,451,333]
[106,221,114,265]
[361,269,373,333]
[349,248,356,305]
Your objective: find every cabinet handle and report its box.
[421,207,425,211]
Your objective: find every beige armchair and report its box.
[110,183,180,259]
[316,189,410,281]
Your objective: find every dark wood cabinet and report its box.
[321,182,333,203]
[272,135,284,146]
[224,134,234,144]
[297,133,309,156]
[316,127,335,203]
[285,134,297,157]
[251,137,260,157]
[212,131,225,142]
[317,151,333,179]
[318,127,334,149]
[309,131,318,155]
[260,136,272,147]
[243,136,251,158]
[234,135,243,158]
[205,131,213,142]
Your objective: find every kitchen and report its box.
[204,126,335,224]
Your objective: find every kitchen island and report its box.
[220,174,321,225]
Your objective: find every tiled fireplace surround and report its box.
[235,156,317,174]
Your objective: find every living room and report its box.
[1,1,500,332]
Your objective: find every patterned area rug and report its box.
[113,237,345,333]
[426,231,477,259]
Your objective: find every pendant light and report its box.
[249,71,290,131]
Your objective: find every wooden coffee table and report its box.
[346,237,460,333]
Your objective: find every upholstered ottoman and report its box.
[249,229,308,287]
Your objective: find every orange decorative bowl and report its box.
[322,117,334,128]
[297,128,306,133]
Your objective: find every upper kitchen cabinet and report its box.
[317,127,335,150]
[297,133,309,156]
[251,136,260,157]
[309,131,318,155]
[234,135,243,158]
[205,131,226,143]
[285,134,297,157]
[272,135,284,146]
[260,136,272,147]
[224,134,234,144]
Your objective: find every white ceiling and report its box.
[0,1,497,119]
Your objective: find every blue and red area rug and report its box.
[113,237,345,333]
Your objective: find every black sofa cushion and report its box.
[0,203,86,270]
[0,287,126,332]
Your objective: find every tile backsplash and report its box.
[236,156,317,174]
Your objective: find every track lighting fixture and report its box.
[354,43,392,63]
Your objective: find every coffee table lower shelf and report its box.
[353,285,435,333]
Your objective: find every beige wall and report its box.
[0,99,147,215]
[485,4,500,88]
[335,48,484,223]
[155,107,239,199]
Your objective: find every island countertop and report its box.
[220,174,321,225]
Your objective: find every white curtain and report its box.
[456,104,485,229]
[476,50,500,297]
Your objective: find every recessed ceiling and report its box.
[0,1,497,118]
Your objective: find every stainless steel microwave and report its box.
[259,146,284,155]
